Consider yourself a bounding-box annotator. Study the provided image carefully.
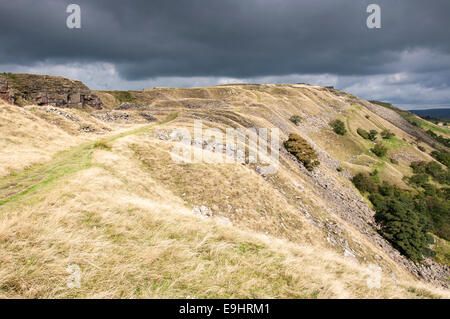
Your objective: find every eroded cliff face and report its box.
[0,73,103,109]
[0,76,14,104]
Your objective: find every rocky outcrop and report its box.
[0,76,14,104]
[0,73,103,109]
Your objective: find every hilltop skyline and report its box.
[1,0,450,110]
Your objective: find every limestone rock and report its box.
[0,73,103,109]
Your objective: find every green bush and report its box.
[289,115,303,126]
[374,196,428,262]
[431,151,450,168]
[390,158,399,165]
[357,128,369,139]
[411,161,449,185]
[381,129,395,139]
[329,119,347,135]
[410,161,427,174]
[284,133,320,171]
[408,174,429,187]
[352,170,450,260]
[352,173,377,193]
[372,143,388,157]
[378,181,395,196]
[368,130,378,141]
[418,145,426,152]
[369,130,378,141]
[426,130,450,148]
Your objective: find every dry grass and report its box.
[0,143,448,298]
[0,104,83,177]
[0,83,449,299]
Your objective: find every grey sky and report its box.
[1,0,449,109]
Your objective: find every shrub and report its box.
[374,196,428,262]
[425,161,443,177]
[329,119,346,135]
[418,145,425,152]
[352,174,445,261]
[289,115,303,126]
[379,181,395,196]
[368,130,378,141]
[408,174,429,187]
[431,151,450,168]
[411,161,449,185]
[390,158,399,165]
[284,133,320,171]
[365,115,370,119]
[352,173,377,193]
[337,167,343,172]
[372,143,388,157]
[381,129,395,139]
[410,161,427,174]
[357,128,369,139]
[426,130,450,148]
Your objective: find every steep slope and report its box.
[367,100,449,151]
[0,79,448,298]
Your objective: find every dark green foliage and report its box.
[418,145,426,152]
[408,173,429,187]
[284,133,320,171]
[379,181,395,196]
[365,115,370,119]
[368,130,378,141]
[353,162,450,260]
[410,161,449,185]
[352,173,377,193]
[356,128,369,140]
[336,167,343,172]
[381,129,395,139]
[329,119,346,135]
[426,130,450,148]
[289,115,303,126]
[431,151,450,168]
[410,161,427,174]
[370,169,381,184]
[357,128,369,139]
[415,192,450,241]
[372,143,388,157]
[374,195,428,262]
[405,161,450,241]
[357,127,376,141]
[390,158,399,165]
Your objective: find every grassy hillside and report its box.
[370,101,450,142]
[0,83,449,298]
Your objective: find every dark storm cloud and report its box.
[1,0,450,108]
[0,0,449,79]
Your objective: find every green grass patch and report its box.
[105,91,136,103]
[0,112,179,209]
[382,137,408,149]
[419,120,450,136]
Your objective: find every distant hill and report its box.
[410,108,450,120]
